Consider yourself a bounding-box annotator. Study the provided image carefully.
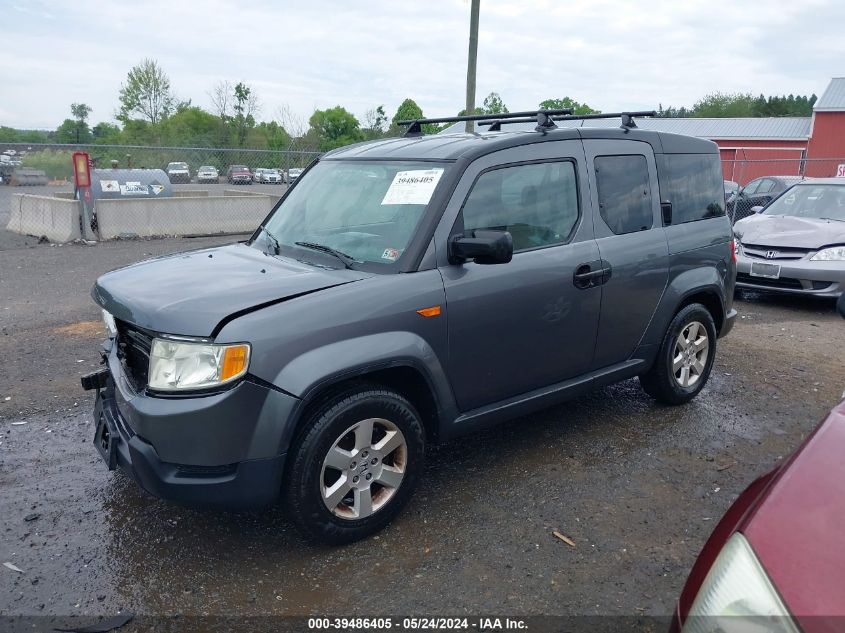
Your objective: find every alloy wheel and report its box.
[320,418,407,520]
[672,321,709,388]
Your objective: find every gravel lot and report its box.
[1,235,843,626]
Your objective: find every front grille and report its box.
[741,244,810,260]
[116,320,153,391]
[737,273,804,290]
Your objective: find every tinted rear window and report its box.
[656,154,725,225]
[595,155,653,235]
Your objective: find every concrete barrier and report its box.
[172,190,209,198]
[6,194,81,242]
[95,194,276,239]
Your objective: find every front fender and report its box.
[273,331,451,402]
[270,332,458,451]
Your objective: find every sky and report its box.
[1,0,843,130]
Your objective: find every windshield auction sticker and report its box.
[381,169,444,205]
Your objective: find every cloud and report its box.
[1,0,842,130]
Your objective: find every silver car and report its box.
[734,178,845,297]
[196,165,219,184]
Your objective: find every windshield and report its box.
[765,184,845,221]
[261,160,449,267]
[199,166,215,171]
[168,162,187,169]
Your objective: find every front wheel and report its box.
[284,386,425,544]
[639,304,717,405]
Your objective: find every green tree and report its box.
[160,106,220,146]
[391,98,440,134]
[392,98,424,126]
[309,106,362,151]
[55,119,87,144]
[92,122,121,144]
[690,92,756,117]
[539,97,599,115]
[230,82,260,147]
[481,92,508,114]
[118,59,175,125]
[363,105,389,140]
[57,103,93,143]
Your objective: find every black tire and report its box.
[284,385,425,544]
[639,303,717,405]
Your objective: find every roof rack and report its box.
[397,109,574,137]
[478,110,659,132]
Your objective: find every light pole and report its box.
[464,0,480,133]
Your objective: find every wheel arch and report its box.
[271,332,458,455]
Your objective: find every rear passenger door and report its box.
[582,140,669,369]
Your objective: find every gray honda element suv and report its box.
[84,111,736,543]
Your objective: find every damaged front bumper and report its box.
[82,340,299,509]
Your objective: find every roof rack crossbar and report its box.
[398,108,574,137]
[478,110,659,132]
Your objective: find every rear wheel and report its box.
[639,304,717,405]
[285,386,425,544]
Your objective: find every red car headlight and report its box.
[682,533,798,633]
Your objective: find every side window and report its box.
[757,179,775,194]
[461,161,579,252]
[742,179,760,195]
[655,153,725,224]
[594,155,653,235]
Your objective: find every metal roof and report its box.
[814,77,845,111]
[440,116,812,140]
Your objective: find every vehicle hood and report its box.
[734,214,845,250]
[92,242,370,337]
[742,400,845,624]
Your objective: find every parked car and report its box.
[673,295,845,632]
[227,164,252,184]
[82,112,736,544]
[286,167,303,184]
[166,161,191,184]
[196,165,219,184]
[254,168,283,184]
[734,178,845,297]
[730,175,803,223]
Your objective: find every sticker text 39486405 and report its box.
[381,169,444,206]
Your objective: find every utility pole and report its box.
[464,0,480,133]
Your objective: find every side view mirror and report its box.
[750,206,765,214]
[449,230,513,265]
[837,293,845,319]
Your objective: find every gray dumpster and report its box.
[87,169,172,200]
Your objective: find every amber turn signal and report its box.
[220,344,250,381]
[416,305,442,318]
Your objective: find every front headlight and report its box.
[682,533,798,633]
[148,339,250,391]
[810,246,845,261]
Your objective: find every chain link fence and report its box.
[2,142,321,242]
[1,142,320,183]
[3,143,844,241]
[724,157,845,224]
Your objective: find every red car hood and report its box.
[742,400,845,628]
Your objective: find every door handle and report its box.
[573,263,612,289]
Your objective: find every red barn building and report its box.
[637,77,845,184]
